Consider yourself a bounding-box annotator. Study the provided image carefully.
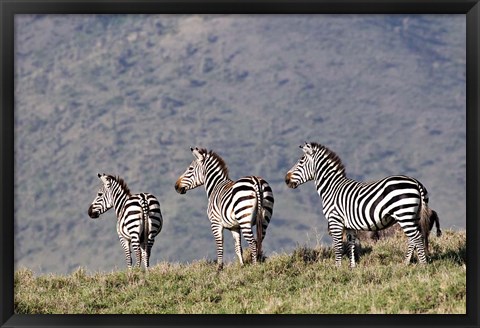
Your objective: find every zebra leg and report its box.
[412,230,427,264]
[262,198,273,244]
[332,235,344,267]
[211,223,225,271]
[401,226,427,264]
[241,224,258,265]
[328,218,344,267]
[259,220,269,261]
[131,238,142,268]
[398,219,414,264]
[119,236,133,269]
[145,238,155,269]
[404,240,415,264]
[261,221,268,242]
[140,242,148,270]
[261,207,272,244]
[231,228,244,266]
[346,229,357,268]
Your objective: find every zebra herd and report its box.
[87,142,441,270]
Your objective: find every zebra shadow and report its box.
[428,243,466,266]
[348,242,374,265]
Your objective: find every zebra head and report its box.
[285,142,316,189]
[175,147,206,194]
[88,173,114,219]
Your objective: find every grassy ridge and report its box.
[14,230,466,314]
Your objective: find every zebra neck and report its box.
[205,176,231,198]
[112,191,129,219]
[315,170,346,198]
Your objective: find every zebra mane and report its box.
[198,148,230,178]
[310,142,346,176]
[107,175,132,196]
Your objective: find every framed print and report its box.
[1,0,479,327]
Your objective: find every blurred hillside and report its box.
[14,14,466,274]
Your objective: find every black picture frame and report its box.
[1,1,478,327]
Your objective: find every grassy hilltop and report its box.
[15,229,465,314]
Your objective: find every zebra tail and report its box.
[253,177,264,261]
[418,184,431,255]
[141,194,149,266]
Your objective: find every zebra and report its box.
[88,173,163,269]
[285,142,437,267]
[174,147,274,271]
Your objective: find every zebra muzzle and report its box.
[174,182,187,194]
[87,205,100,219]
[285,173,297,189]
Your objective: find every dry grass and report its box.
[15,229,466,314]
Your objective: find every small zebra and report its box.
[88,173,163,269]
[285,142,437,267]
[174,147,274,271]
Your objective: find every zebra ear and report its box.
[98,173,109,180]
[192,147,203,161]
[99,174,110,185]
[302,143,313,155]
[299,141,309,149]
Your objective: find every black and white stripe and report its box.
[175,147,274,271]
[285,142,435,267]
[88,173,163,269]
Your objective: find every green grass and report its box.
[14,230,466,314]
